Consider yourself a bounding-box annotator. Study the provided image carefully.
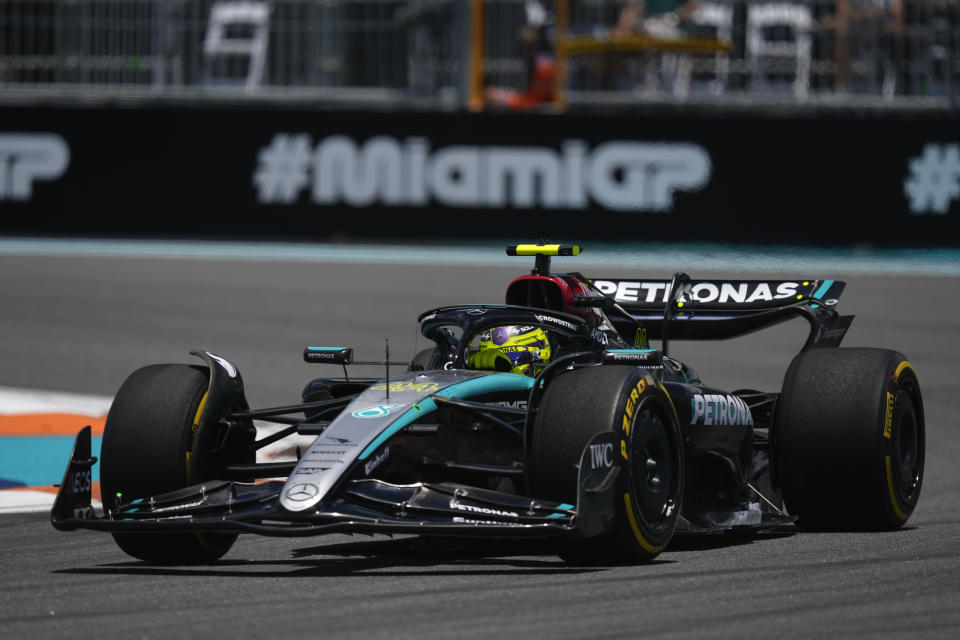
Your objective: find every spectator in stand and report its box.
[612,0,704,38]
[484,0,557,110]
[607,0,704,95]
[820,0,903,95]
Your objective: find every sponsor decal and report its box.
[589,443,614,470]
[634,327,649,349]
[364,447,391,475]
[352,404,404,419]
[466,308,488,315]
[487,399,528,411]
[66,470,91,495]
[592,280,801,305]
[0,133,70,200]
[369,381,440,393]
[449,500,519,519]
[151,498,205,513]
[605,350,661,365]
[620,377,650,460]
[323,436,356,446]
[814,324,847,344]
[285,483,319,501]
[690,394,754,426]
[294,466,331,475]
[883,391,894,439]
[253,134,711,213]
[591,327,609,345]
[452,517,522,526]
[535,314,577,331]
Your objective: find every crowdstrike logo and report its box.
[253,134,711,212]
[0,134,70,200]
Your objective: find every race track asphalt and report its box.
[0,249,958,639]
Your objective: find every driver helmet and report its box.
[470,325,551,375]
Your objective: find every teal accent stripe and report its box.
[547,503,575,518]
[305,346,348,352]
[812,280,834,300]
[358,373,534,459]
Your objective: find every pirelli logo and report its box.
[884,391,894,439]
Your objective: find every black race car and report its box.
[51,244,925,564]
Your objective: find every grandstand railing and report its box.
[0,0,956,109]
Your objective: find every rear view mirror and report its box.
[303,347,354,365]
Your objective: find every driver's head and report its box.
[468,325,551,375]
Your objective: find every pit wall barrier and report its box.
[1,104,958,246]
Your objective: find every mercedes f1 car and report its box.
[51,244,925,564]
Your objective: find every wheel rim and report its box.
[629,404,679,528]
[892,385,923,501]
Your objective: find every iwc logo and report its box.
[285,483,319,501]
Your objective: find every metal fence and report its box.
[0,0,956,109]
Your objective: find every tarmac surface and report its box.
[0,248,958,638]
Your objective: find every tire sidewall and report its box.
[880,359,925,525]
[614,375,684,556]
[530,365,683,561]
[773,348,925,530]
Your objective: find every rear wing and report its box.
[500,245,852,349]
[587,277,852,347]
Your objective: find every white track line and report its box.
[1,237,959,275]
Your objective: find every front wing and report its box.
[51,426,620,539]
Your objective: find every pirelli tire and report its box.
[100,364,243,563]
[773,348,925,530]
[529,365,684,563]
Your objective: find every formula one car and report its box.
[51,244,925,564]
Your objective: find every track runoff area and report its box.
[2,238,959,640]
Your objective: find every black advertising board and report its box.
[0,103,958,246]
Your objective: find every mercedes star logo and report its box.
[285,483,319,501]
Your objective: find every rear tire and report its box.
[529,366,683,563]
[100,364,240,563]
[773,348,924,530]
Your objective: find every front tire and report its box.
[773,348,925,530]
[100,364,240,563]
[529,366,684,563]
